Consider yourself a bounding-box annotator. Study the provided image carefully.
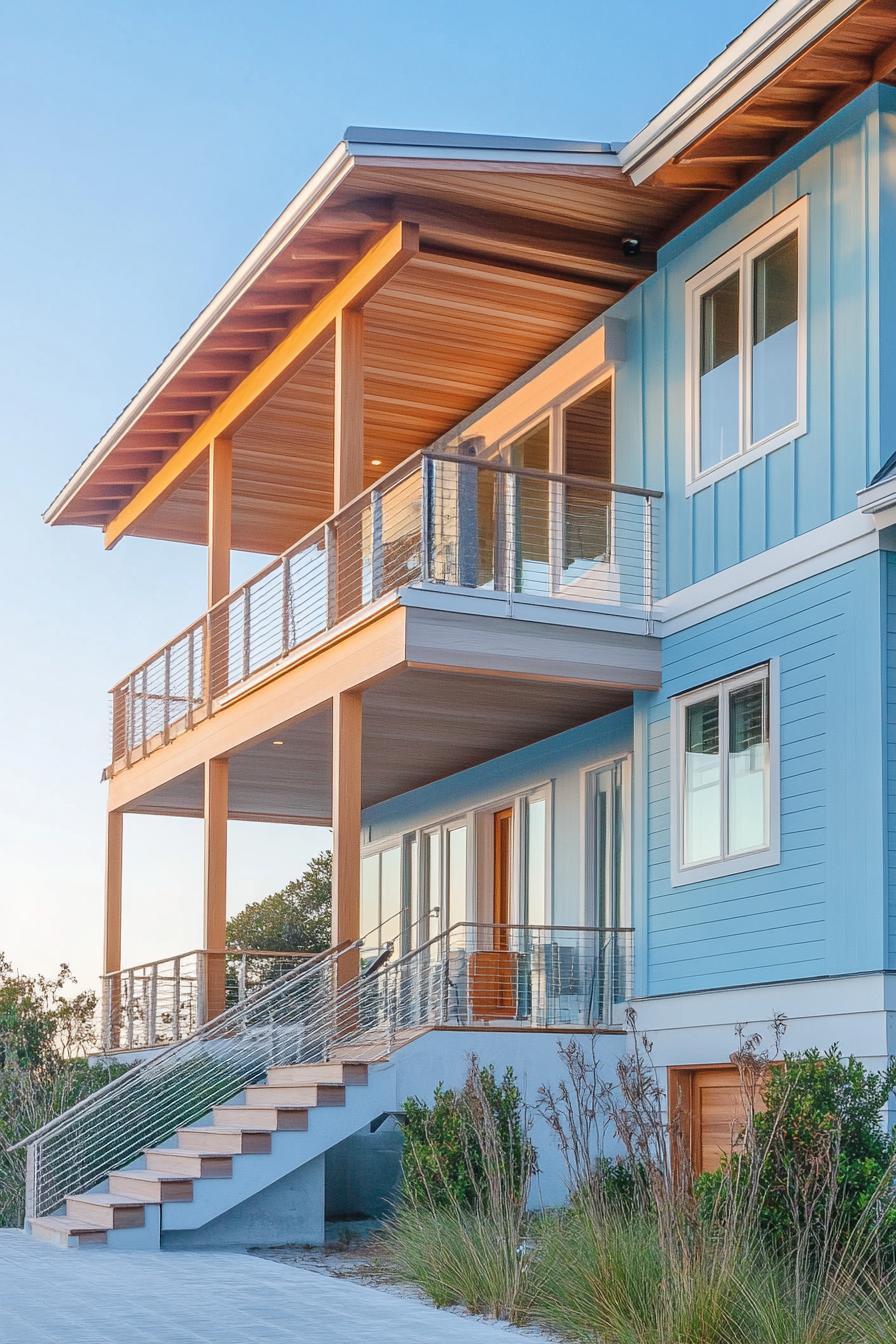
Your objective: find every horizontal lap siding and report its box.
[610,87,894,598]
[642,555,886,996]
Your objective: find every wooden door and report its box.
[493,808,513,930]
[671,1065,757,1174]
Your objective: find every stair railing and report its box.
[16,921,631,1220]
[14,940,357,1220]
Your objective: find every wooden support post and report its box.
[334,309,365,510]
[103,809,124,1050]
[333,310,365,623]
[207,437,232,701]
[203,756,229,1021]
[332,689,362,987]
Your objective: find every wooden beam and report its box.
[418,245,629,301]
[104,221,420,549]
[396,198,655,278]
[203,757,229,1020]
[332,689,362,987]
[874,37,896,82]
[103,810,123,976]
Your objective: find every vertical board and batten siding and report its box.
[638,553,888,998]
[363,707,634,927]
[609,84,896,598]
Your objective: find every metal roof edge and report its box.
[618,0,862,183]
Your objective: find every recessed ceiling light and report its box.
[371,458,382,466]
[272,739,284,747]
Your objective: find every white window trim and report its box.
[669,660,780,887]
[364,782,554,941]
[579,754,632,929]
[684,199,808,497]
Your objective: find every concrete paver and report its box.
[0,1230,530,1344]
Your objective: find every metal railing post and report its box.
[126,969,135,1050]
[148,963,159,1047]
[172,956,181,1041]
[237,954,247,1003]
[420,456,432,582]
[281,556,291,656]
[162,647,171,744]
[324,523,337,627]
[186,632,195,730]
[643,495,654,631]
[241,589,251,680]
[370,489,384,600]
[196,953,207,1028]
[25,1144,36,1222]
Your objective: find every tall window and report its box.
[687,200,805,490]
[360,843,403,961]
[672,664,779,883]
[523,795,547,926]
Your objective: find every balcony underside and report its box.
[111,600,659,821]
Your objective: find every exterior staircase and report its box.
[27,1057,393,1249]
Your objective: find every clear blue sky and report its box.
[0,0,759,992]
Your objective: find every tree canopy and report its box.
[225,850,332,953]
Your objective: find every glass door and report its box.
[585,757,631,1010]
[556,380,613,601]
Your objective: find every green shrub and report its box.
[697,1047,896,1262]
[400,1059,533,1209]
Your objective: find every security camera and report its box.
[621,237,641,257]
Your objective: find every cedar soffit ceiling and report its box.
[47,0,896,551]
[44,151,677,550]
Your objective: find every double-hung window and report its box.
[671,664,779,884]
[686,200,806,492]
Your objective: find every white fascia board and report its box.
[858,477,896,516]
[655,509,879,635]
[44,141,355,524]
[618,0,863,185]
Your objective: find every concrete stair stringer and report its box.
[159,1059,398,1233]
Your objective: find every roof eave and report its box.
[618,0,863,184]
[43,139,355,526]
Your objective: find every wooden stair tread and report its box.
[144,1147,229,1159]
[212,1107,310,1118]
[183,1125,270,1136]
[108,1169,191,1184]
[31,1214,107,1236]
[68,1192,146,1208]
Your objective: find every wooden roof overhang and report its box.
[45,135,683,555]
[621,0,896,222]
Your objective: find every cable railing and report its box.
[17,922,630,1221]
[109,449,662,766]
[99,948,318,1053]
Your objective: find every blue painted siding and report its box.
[363,709,634,927]
[640,553,888,997]
[607,84,896,596]
[885,553,896,964]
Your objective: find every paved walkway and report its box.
[0,1230,535,1344]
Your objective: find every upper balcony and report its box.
[108,449,662,783]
